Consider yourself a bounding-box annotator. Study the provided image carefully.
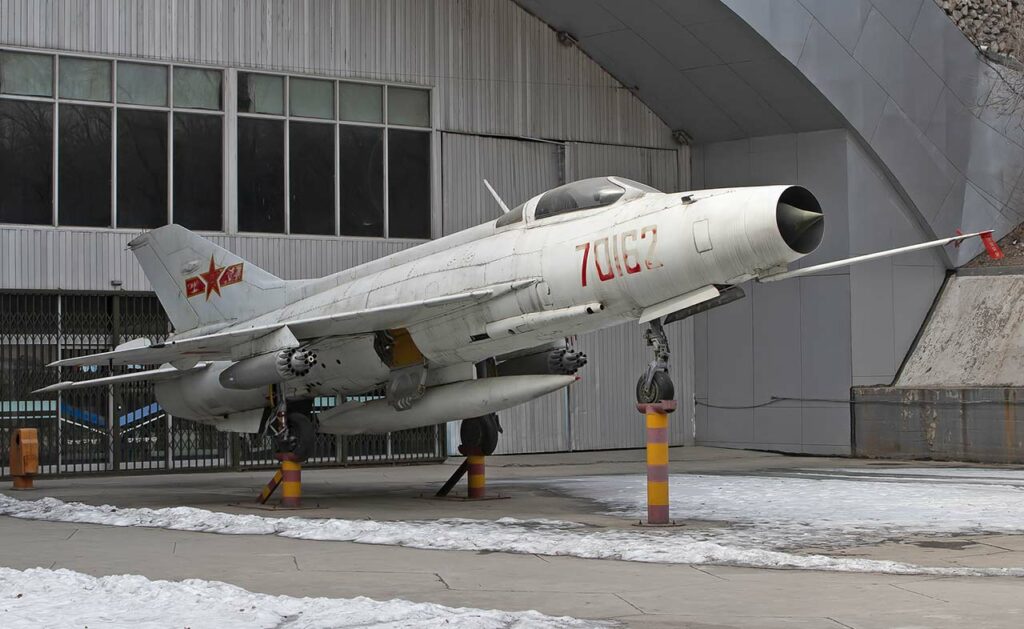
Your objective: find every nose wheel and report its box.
[636,319,674,404]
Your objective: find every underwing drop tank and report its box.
[317,374,577,435]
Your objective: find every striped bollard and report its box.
[637,399,676,524]
[278,454,302,508]
[467,454,486,499]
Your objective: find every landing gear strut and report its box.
[636,319,675,404]
[635,318,678,526]
[265,384,315,463]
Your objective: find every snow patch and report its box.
[0,493,1021,576]
[0,566,595,628]
[554,470,1024,550]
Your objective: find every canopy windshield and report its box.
[534,178,625,220]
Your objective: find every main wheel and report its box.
[460,413,501,456]
[636,370,674,404]
[283,412,315,462]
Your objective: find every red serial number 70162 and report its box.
[575,225,663,287]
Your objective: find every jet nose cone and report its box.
[778,203,823,235]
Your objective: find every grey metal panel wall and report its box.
[566,142,681,192]
[441,133,562,236]
[0,227,415,291]
[0,0,673,148]
[570,319,694,450]
[494,388,568,455]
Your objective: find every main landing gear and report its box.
[436,413,504,500]
[265,384,315,463]
[257,385,315,508]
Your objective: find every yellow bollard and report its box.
[467,454,486,499]
[10,428,39,490]
[637,400,676,524]
[279,455,302,508]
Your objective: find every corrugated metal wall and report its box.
[441,133,562,235]
[0,227,416,291]
[571,320,695,450]
[566,142,684,193]
[0,0,672,148]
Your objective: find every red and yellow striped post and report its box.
[277,453,302,508]
[467,454,486,499]
[257,469,284,504]
[638,400,676,524]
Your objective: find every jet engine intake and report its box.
[775,186,823,255]
[219,347,319,390]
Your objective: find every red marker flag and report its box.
[980,231,1005,260]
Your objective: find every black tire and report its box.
[460,413,501,456]
[636,370,674,404]
[284,412,315,462]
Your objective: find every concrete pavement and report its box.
[1,447,1023,628]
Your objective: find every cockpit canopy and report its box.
[495,177,661,228]
[533,177,661,220]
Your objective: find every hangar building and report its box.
[1,0,1021,473]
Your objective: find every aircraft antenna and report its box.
[482,179,511,214]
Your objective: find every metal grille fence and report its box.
[1,292,445,477]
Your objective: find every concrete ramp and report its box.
[898,273,1024,387]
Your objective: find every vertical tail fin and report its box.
[129,225,303,333]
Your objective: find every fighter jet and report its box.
[36,177,1003,459]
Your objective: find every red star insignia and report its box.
[199,256,225,300]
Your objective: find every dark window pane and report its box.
[59,104,111,227]
[387,86,429,127]
[173,113,222,231]
[237,73,283,115]
[289,78,333,119]
[0,100,53,224]
[387,129,430,239]
[117,62,167,106]
[289,121,334,235]
[173,67,221,110]
[238,117,284,233]
[339,125,383,237]
[0,51,53,97]
[117,108,168,228]
[339,82,381,123]
[59,57,111,102]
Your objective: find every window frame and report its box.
[0,46,434,240]
[235,72,433,239]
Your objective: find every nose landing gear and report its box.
[636,319,675,404]
[636,318,678,526]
